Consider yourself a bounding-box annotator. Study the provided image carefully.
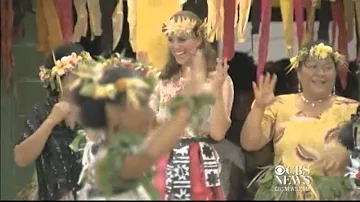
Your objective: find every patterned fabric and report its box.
[165,139,221,200]
[150,78,232,200]
[254,94,359,199]
[17,97,82,200]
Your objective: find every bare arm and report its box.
[14,101,70,167]
[241,73,277,151]
[240,104,272,151]
[209,76,234,141]
[14,118,57,167]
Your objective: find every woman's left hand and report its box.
[210,58,229,94]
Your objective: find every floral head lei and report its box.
[162,15,207,38]
[70,53,159,109]
[288,43,346,72]
[39,51,92,93]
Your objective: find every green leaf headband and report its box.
[70,52,160,109]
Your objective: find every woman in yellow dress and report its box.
[240,40,359,200]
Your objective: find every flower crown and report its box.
[162,16,207,38]
[288,43,346,72]
[70,52,159,109]
[39,51,92,92]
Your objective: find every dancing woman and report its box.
[151,11,234,200]
[72,51,214,199]
[241,40,359,200]
[14,44,91,200]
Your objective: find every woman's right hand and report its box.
[46,101,71,126]
[252,73,277,109]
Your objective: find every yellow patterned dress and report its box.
[253,93,359,200]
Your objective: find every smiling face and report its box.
[168,33,201,67]
[297,57,337,98]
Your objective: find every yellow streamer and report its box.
[73,0,102,42]
[112,0,124,50]
[280,0,294,57]
[134,0,183,70]
[87,0,102,40]
[343,0,354,42]
[73,0,88,42]
[127,0,137,51]
[206,0,223,42]
[236,0,252,43]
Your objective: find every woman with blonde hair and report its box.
[150,10,234,200]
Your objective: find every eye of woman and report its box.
[305,63,317,69]
[177,37,187,43]
[323,65,334,71]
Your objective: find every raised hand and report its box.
[136,51,149,64]
[210,58,229,92]
[47,101,71,125]
[252,73,277,109]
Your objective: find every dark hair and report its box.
[298,39,338,70]
[73,67,142,129]
[228,52,256,92]
[264,59,298,95]
[338,105,359,153]
[160,11,216,80]
[338,122,355,151]
[44,43,85,96]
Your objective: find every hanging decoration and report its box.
[72,0,102,43]
[256,0,272,81]
[302,0,317,46]
[293,0,304,48]
[35,0,63,53]
[222,0,236,60]
[112,0,124,50]
[236,0,252,43]
[344,0,354,42]
[54,0,73,44]
[1,0,14,89]
[206,0,223,42]
[331,0,349,89]
[128,0,185,70]
[279,0,294,57]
